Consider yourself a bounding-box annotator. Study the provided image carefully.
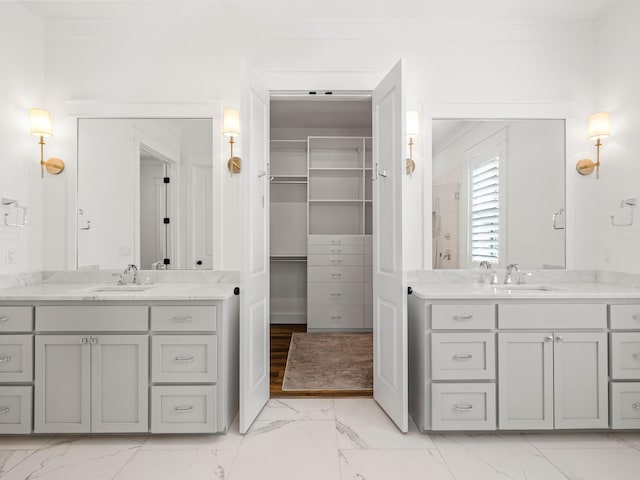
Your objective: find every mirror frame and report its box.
[67,101,225,271]
[423,103,575,271]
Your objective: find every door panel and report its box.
[372,59,408,432]
[239,65,270,434]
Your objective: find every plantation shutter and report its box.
[470,157,499,263]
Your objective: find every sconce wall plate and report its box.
[227,156,241,175]
[406,158,416,175]
[576,158,595,176]
[44,157,65,175]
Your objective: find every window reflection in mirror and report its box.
[77,118,213,270]
[432,119,565,270]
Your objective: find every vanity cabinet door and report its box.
[498,332,554,430]
[34,335,91,433]
[91,335,148,433]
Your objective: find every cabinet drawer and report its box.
[308,283,364,305]
[431,383,496,431]
[0,335,33,382]
[498,304,606,329]
[151,306,217,332]
[36,306,148,332]
[308,254,364,267]
[307,245,363,255]
[611,382,640,429]
[610,305,640,330]
[0,386,32,434]
[308,305,364,329]
[151,385,217,433]
[611,332,640,380]
[151,335,217,383]
[431,333,495,380]
[307,266,364,283]
[0,307,33,332]
[308,235,364,246]
[431,304,495,330]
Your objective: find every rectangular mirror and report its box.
[432,119,565,270]
[77,118,213,270]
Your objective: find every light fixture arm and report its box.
[39,135,45,178]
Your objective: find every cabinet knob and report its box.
[80,337,88,344]
[545,335,554,342]
[633,403,640,410]
[555,335,564,342]
[90,337,98,345]
[0,356,11,363]
[0,407,10,415]
[0,316,9,323]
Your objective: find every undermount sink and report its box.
[89,285,154,293]
[492,284,556,292]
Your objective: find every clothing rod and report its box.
[270,180,307,184]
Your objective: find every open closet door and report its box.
[372,59,408,432]
[239,66,270,433]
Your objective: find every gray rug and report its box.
[282,332,373,391]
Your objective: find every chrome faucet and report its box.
[121,264,140,285]
[504,263,520,284]
[479,261,498,284]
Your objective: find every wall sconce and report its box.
[29,109,64,178]
[406,110,420,175]
[576,112,610,179]
[223,108,241,176]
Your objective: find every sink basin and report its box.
[89,285,154,293]
[492,284,556,292]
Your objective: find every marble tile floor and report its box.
[1,398,640,479]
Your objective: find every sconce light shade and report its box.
[223,109,241,138]
[29,109,52,137]
[588,112,610,140]
[406,111,420,137]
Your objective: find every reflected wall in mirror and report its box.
[432,119,565,270]
[78,118,213,270]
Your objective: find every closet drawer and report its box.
[150,385,217,433]
[611,382,640,429]
[308,255,364,267]
[151,335,217,383]
[307,245,363,255]
[0,335,33,382]
[151,305,217,332]
[0,386,32,434]
[431,304,495,330]
[308,235,364,246]
[431,383,496,431]
[308,283,364,305]
[611,332,640,380]
[36,305,148,332]
[498,304,606,329]
[308,305,364,329]
[0,307,33,332]
[307,266,364,283]
[610,305,640,330]
[431,333,495,380]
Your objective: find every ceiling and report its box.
[271,98,372,129]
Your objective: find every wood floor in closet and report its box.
[270,324,373,398]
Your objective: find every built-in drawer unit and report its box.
[611,332,640,380]
[610,305,640,330]
[0,335,33,382]
[308,283,364,305]
[151,306,217,332]
[431,333,495,380]
[611,382,640,429]
[308,305,364,329]
[498,303,606,330]
[431,383,496,431]
[307,245,363,255]
[36,305,148,332]
[150,385,217,433]
[151,335,217,383]
[307,266,363,283]
[0,386,32,434]
[307,254,364,267]
[308,235,364,246]
[431,304,495,330]
[0,307,33,332]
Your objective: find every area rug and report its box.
[282,332,373,391]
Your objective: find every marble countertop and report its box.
[0,282,238,301]
[410,281,640,300]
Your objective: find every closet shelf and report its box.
[270,255,307,262]
[308,199,364,204]
[309,167,363,172]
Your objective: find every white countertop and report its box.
[410,282,640,300]
[0,282,237,301]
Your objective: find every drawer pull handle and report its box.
[330,293,342,298]
[331,316,342,320]
[172,316,193,323]
[452,354,473,360]
[633,314,640,320]
[90,336,98,345]
[0,316,8,323]
[80,337,88,345]
[331,259,342,264]
[452,315,473,320]
[0,356,12,363]
[331,249,342,253]
[331,240,342,245]
[633,404,640,410]
[632,354,640,360]
[174,355,195,362]
[331,273,342,279]
[0,407,9,415]
[454,404,473,411]
[174,405,195,413]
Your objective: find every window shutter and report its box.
[470,157,499,263]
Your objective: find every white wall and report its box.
[0,3,46,275]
